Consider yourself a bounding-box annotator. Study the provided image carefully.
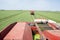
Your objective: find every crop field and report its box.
[0,10,60,31]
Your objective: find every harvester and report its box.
[0,11,60,40]
[0,21,60,40]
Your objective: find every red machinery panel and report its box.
[48,23,57,29]
[43,30,60,40]
[4,22,33,40]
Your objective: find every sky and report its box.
[0,0,60,11]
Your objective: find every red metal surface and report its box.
[23,23,33,40]
[4,22,33,40]
[43,30,60,40]
[48,23,57,29]
[0,22,17,40]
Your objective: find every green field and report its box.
[0,10,60,31]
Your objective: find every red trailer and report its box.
[43,30,60,40]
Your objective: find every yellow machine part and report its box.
[34,34,40,40]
